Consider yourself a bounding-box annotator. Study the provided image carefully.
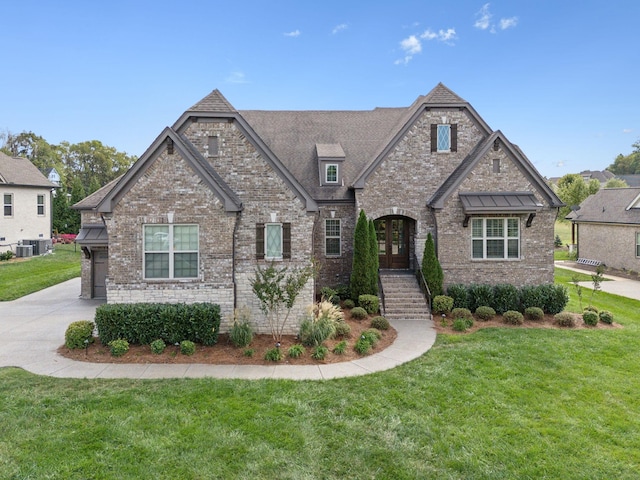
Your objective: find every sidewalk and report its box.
[0,278,437,380]
[554,261,640,301]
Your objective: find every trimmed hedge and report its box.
[95,302,221,346]
[358,294,379,314]
[443,283,568,315]
[65,320,95,349]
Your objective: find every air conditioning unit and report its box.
[23,239,52,255]
[16,245,33,258]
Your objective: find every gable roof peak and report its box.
[188,89,236,113]
[423,82,467,104]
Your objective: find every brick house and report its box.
[74,83,562,333]
[566,187,640,272]
[1,152,56,254]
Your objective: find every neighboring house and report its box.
[566,187,640,272]
[74,83,563,333]
[0,152,57,252]
[40,167,61,187]
[616,174,640,187]
[548,170,615,186]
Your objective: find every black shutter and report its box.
[451,124,457,152]
[256,223,264,260]
[430,124,437,152]
[282,223,291,259]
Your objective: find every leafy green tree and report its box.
[608,140,640,174]
[59,140,135,189]
[52,188,74,234]
[604,177,628,189]
[421,232,443,296]
[368,219,379,295]
[350,210,371,301]
[251,262,316,342]
[67,177,86,233]
[556,174,600,219]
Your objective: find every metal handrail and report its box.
[413,254,432,310]
[377,269,386,316]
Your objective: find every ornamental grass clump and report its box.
[229,308,254,348]
[288,344,305,358]
[299,300,341,347]
[311,345,329,360]
[332,340,347,355]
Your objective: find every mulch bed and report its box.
[58,309,397,366]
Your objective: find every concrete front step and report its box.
[380,273,430,321]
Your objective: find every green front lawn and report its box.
[0,243,81,301]
[1,269,639,478]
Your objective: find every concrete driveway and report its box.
[555,262,640,301]
[0,277,436,380]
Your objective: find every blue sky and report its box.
[1,0,638,178]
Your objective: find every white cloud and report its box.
[556,161,564,167]
[421,28,457,44]
[332,23,347,34]
[623,128,633,134]
[475,4,518,33]
[225,72,249,84]
[474,3,492,30]
[500,17,518,30]
[284,30,300,37]
[395,35,422,64]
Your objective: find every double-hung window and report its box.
[636,232,640,257]
[472,218,520,260]
[325,219,341,256]
[144,224,199,279]
[37,194,45,216]
[3,194,12,216]
[325,164,338,184]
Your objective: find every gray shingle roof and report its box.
[72,175,124,210]
[188,89,236,113]
[240,107,408,200]
[566,187,640,225]
[0,152,56,188]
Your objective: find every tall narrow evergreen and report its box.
[421,232,443,296]
[350,210,370,301]
[368,219,379,294]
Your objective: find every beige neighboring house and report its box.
[566,187,640,272]
[74,83,563,332]
[0,152,57,255]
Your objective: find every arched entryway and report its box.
[374,216,412,269]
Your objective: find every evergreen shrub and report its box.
[65,320,95,349]
[432,295,454,314]
[447,284,470,309]
[358,294,379,314]
[95,303,220,346]
[475,306,496,321]
[503,310,524,325]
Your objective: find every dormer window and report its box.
[316,143,345,186]
[325,164,338,183]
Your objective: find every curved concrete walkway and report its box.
[0,278,436,380]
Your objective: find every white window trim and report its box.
[143,224,199,280]
[265,223,283,260]
[636,231,640,258]
[37,194,45,216]
[3,193,13,217]
[437,124,451,152]
[471,217,520,260]
[325,164,339,184]
[325,219,341,257]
